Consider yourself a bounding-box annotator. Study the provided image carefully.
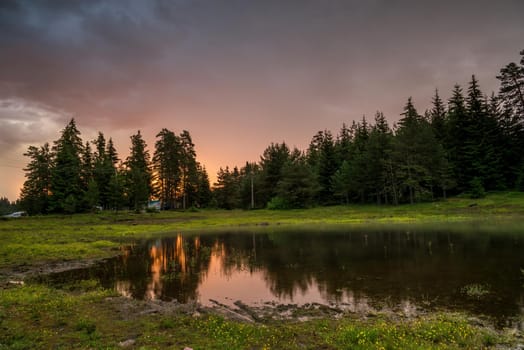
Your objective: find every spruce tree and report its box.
[465,75,503,191]
[315,130,337,204]
[347,118,370,203]
[366,112,394,204]
[334,123,353,167]
[497,50,524,189]
[108,165,125,211]
[49,119,84,213]
[394,98,423,203]
[93,133,120,209]
[446,85,469,191]
[394,98,446,203]
[429,89,447,145]
[497,50,524,124]
[259,142,290,206]
[20,143,53,214]
[179,130,199,209]
[81,141,96,210]
[331,160,351,204]
[275,149,317,208]
[213,166,242,209]
[125,130,152,212]
[153,128,181,209]
[195,164,212,208]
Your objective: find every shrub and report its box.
[267,196,290,210]
[468,177,486,199]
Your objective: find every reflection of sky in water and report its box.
[198,242,326,307]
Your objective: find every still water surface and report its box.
[44,228,524,324]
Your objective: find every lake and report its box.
[40,227,524,326]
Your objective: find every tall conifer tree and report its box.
[20,143,53,214]
[49,119,84,213]
[125,130,152,212]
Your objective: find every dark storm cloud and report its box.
[1,0,523,199]
[2,0,522,118]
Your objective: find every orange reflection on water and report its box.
[176,234,187,274]
[194,237,200,251]
[145,234,192,300]
[147,243,163,299]
[196,239,326,307]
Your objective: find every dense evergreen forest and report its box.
[19,50,524,214]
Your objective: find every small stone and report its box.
[118,339,136,347]
[192,311,201,318]
[8,280,24,285]
[183,347,193,350]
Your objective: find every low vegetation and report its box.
[0,283,516,349]
[461,284,491,300]
[1,192,523,348]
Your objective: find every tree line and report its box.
[19,49,524,213]
[20,123,211,214]
[213,50,524,209]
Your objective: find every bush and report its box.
[267,196,290,210]
[468,177,486,199]
[64,194,78,214]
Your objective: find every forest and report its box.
[18,50,524,214]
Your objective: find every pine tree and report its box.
[213,166,242,209]
[125,130,152,212]
[179,130,199,209]
[346,118,370,203]
[108,164,126,211]
[465,75,503,191]
[446,85,469,191]
[394,98,445,203]
[334,123,353,166]
[81,141,96,210]
[259,142,290,206]
[107,138,119,166]
[275,149,317,208]
[315,130,337,204]
[20,143,53,214]
[195,165,212,208]
[497,50,524,189]
[395,98,422,203]
[49,119,84,213]
[429,89,447,144]
[331,160,351,204]
[92,133,121,209]
[365,112,394,204]
[497,50,524,125]
[153,128,181,209]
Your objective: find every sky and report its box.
[1,0,523,200]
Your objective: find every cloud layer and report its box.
[1,0,523,199]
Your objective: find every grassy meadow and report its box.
[1,192,524,349]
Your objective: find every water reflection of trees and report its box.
[108,229,524,319]
[257,230,524,318]
[113,235,211,302]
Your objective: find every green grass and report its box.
[0,283,515,349]
[1,192,523,348]
[1,192,524,267]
